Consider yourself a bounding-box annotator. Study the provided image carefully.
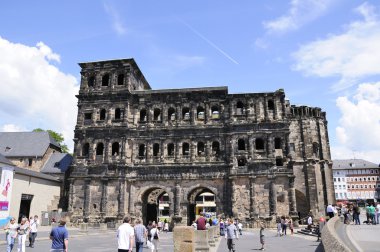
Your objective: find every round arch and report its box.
[135,185,174,225]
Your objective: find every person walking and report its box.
[237,221,243,236]
[368,203,376,225]
[29,215,39,248]
[4,217,17,252]
[134,218,147,252]
[117,216,134,252]
[219,219,225,236]
[149,223,159,252]
[17,217,29,252]
[50,218,69,252]
[276,219,281,237]
[307,214,313,233]
[289,217,294,235]
[196,212,207,230]
[225,218,238,252]
[353,204,361,225]
[376,202,380,225]
[259,223,265,251]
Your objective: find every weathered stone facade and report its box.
[69,58,334,226]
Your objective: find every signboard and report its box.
[0,167,14,219]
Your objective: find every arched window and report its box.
[154,108,161,121]
[313,142,319,156]
[115,108,121,120]
[88,76,95,87]
[238,139,246,150]
[255,138,265,150]
[238,157,246,166]
[182,107,190,121]
[182,142,190,155]
[197,142,205,156]
[117,74,124,85]
[268,100,274,110]
[212,141,220,156]
[276,157,283,166]
[112,142,120,156]
[100,109,106,120]
[236,101,245,115]
[153,143,160,157]
[139,144,146,157]
[211,106,220,119]
[167,143,174,156]
[274,138,281,149]
[102,74,109,86]
[140,109,147,122]
[96,143,104,155]
[168,108,176,121]
[197,106,205,120]
[82,143,90,157]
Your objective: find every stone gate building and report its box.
[68,58,335,226]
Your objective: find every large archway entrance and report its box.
[187,188,216,226]
[142,188,170,225]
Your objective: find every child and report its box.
[276,219,281,236]
[260,223,265,250]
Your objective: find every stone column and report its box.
[101,178,108,218]
[269,178,277,216]
[84,178,91,220]
[175,183,181,216]
[191,103,196,125]
[205,103,210,124]
[264,96,268,121]
[231,180,238,217]
[205,141,210,162]
[118,178,126,219]
[267,136,274,158]
[128,182,135,216]
[249,176,258,218]
[190,141,195,162]
[104,138,110,163]
[288,175,297,215]
[273,98,278,120]
[121,137,126,160]
[68,178,75,212]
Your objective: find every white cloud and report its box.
[0,37,79,151]
[263,0,335,34]
[293,2,380,91]
[103,2,127,35]
[333,82,380,163]
[0,124,27,132]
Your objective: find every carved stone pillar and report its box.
[84,178,91,219]
[249,176,258,218]
[175,183,181,216]
[118,178,126,219]
[101,178,108,217]
[267,136,274,158]
[121,137,125,160]
[264,96,268,121]
[288,176,297,215]
[273,98,278,120]
[269,178,277,216]
[175,142,179,162]
[191,104,196,125]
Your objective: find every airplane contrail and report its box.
[179,19,239,65]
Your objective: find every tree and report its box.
[33,128,69,153]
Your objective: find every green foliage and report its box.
[33,128,69,153]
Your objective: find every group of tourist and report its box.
[118,217,172,252]
[337,202,380,225]
[276,216,294,236]
[3,215,40,252]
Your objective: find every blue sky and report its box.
[0,0,379,163]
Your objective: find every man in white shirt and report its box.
[117,216,135,252]
[29,215,39,248]
[326,204,334,219]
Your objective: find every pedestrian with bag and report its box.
[4,217,17,252]
[134,218,147,252]
[149,223,159,252]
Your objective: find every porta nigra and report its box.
[68,58,335,227]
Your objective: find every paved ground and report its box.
[0,226,323,252]
[217,229,323,252]
[344,218,380,252]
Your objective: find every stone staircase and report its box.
[297,225,319,237]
